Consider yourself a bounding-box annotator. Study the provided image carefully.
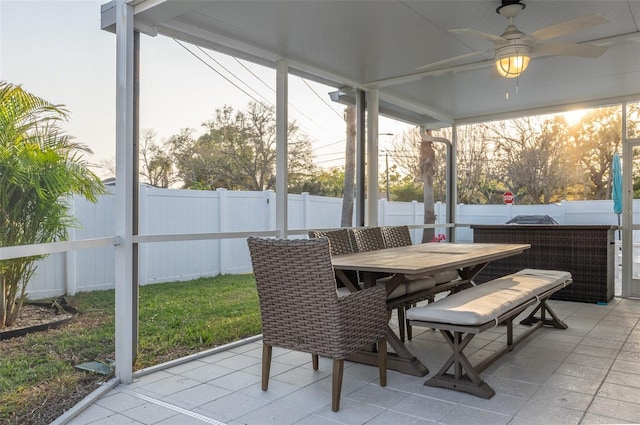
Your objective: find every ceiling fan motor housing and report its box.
[497,1,526,18]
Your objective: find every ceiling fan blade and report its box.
[416,50,491,71]
[449,28,506,44]
[533,42,608,58]
[526,14,608,42]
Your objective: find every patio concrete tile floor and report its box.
[64,298,639,425]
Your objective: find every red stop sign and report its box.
[503,191,514,204]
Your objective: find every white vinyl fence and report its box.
[26,185,624,300]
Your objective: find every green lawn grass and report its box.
[0,273,260,425]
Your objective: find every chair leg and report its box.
[378,338,387,387]
[406,303,416,340]
[397,307,406,342]
[262,344,272,391]
[332,359,344,412]
[312,354,319,370]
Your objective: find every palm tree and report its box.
[0,81,105,328]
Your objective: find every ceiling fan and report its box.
[418,0,609,79]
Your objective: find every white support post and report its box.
[366,89,379,226]
[355,90,366,227]
[449,124,458,242]
[621,104,631,298]
[138,185,148,286]
[65,196,77,296]
[216,188,228,274]
[114,0,135,385]
[265,190,275,230]
[276,61,288,238]
[302,192,310,230]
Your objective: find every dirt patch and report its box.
[0,301,105,425]
[2,303,74,331]
[1,301,77,341]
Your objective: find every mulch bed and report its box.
[1,302,76,341]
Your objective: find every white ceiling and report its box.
[102,0,640,127]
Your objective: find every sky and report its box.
[0,0,410,177]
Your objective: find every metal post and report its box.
[275,61,288,238]
[114,0,134,385]
[355,90,366,227]
[366,89,379,226]
[448,124,458,242]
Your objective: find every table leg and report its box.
[347,324,429,377]
[343,271,428,376]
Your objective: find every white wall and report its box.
[25,186,625,299]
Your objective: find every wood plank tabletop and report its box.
[331,243,530,276]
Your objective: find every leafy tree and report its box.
[0,81,105,328]
[390,127,468,203]
[570,106,622,200]
[388,175,423,202]
[139,129,175,188]
[291,167,347,197]
[445,125,499,204]
[627,102,640,139]
[488,116,576,204]
[170,102,315,192]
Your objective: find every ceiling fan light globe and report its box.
[495,55,530,78]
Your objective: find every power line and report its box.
[231,57,340,140]
[195,45,273,106]
[233,57,274,94]
[175,39,345,158]
[174,39,265,106]
[315,151,345,158]
[194,44,338,148]
[314,139,345,150]
[301,79,344,121]
[316,156,346,165]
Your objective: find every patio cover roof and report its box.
[99,0,640,385]
[103,0,640,126]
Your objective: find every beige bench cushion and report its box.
[406,269,571,326]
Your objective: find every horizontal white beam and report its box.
[0,237,118,261]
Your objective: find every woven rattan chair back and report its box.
[308,229,358,256]
[247,236,388,411]
[381,225,413,248]
[352,227,385,252]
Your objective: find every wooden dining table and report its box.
[331,242,531,376]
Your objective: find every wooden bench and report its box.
[406,269,573,398]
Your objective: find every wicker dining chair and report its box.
[308,229,359,291]
[247,237,388,412]
[351,227,386,253]
[308,229,357,256]
[381,225,414,248]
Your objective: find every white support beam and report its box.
[355,90,366,227]
[448,125,458,242]
[366,89,379,226]
[276,61,288,238]
[114,0,135,384]
[621,103,632,298]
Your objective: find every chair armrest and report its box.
[337,285,388,329]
